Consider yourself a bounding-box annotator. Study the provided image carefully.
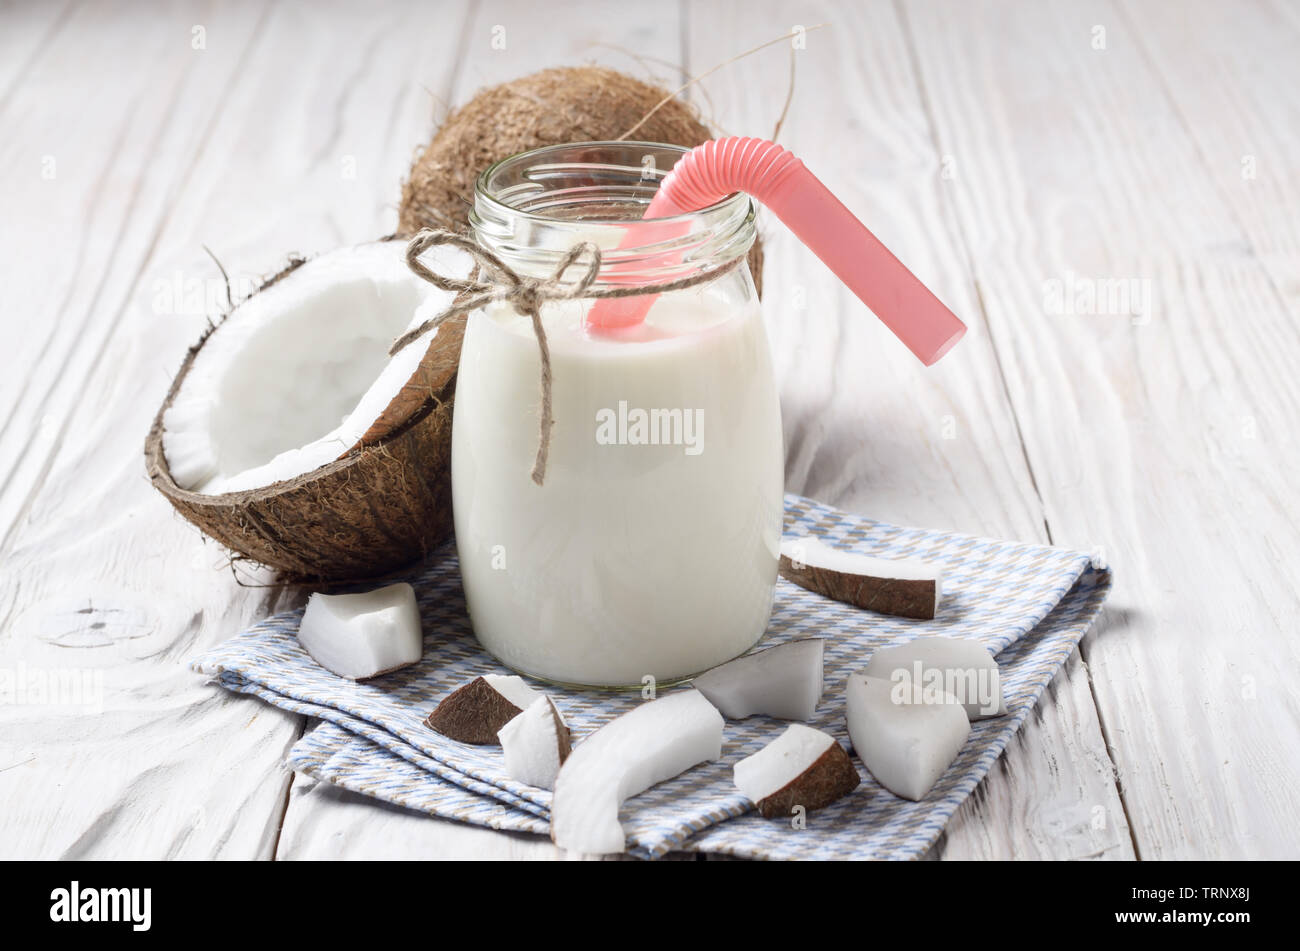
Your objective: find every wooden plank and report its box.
[448,0,685,100]
[1119,0,1300,318]
[901,0,1300,858]
[685,1,1132,859]
[0,0,292,859]
[0,0,76,111]
[0,0,247,542]
[0,0,469,858]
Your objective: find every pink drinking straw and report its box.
[586,137,966,366]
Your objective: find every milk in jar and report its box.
[453,142,783,687]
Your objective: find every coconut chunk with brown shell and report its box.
[498,695,572,789]
[780,536,944,620]
[733,724,860,818]
[425,674,544,746]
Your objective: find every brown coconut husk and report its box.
[397,65,764,295]
[546,695,573,764]
[424,677,525,745]
[145,245,464,582]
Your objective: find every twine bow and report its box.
[398,228,741,485]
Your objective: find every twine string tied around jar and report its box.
[398,229,741,485]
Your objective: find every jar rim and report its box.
[470,141,755,284]
[473,140,749,227]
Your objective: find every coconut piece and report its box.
[297,582,423,680]
[551,690,723,855]
[780,536,943,620]
[733,724,860,818]
[396,65,763,296]
[844,673,970,801]
[146,240,467,580]
[691,638,824,721]
[864,636,1006,720]
[498,696,572,789]
[425,674,543,745]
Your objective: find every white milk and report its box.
[451,286,784,686]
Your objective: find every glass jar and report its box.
[453,141,783,688]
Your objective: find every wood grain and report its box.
[0,0,296,859]
[0,0,469,859]
[902,0,1300,858]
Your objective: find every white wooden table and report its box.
[2,0,1297,860]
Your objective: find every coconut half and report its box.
[146,240,465,580]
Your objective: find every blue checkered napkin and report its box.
[193,494,1111,860]
[283,544,1110,859]
[289,720,549,836]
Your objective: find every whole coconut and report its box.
[398,65,763,294]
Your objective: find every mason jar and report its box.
[452,141,783,688]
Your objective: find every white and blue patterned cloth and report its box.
[193,494,1111,860]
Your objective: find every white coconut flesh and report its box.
[162,241,457,495]
[691,638,825,721]
[844,672,970,801]
[297,582,423,680]
[863,636,1006,720]
[483,673,544,711]
[550,690,724,855]
[498,695,571,790]
[733,723,837,803]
